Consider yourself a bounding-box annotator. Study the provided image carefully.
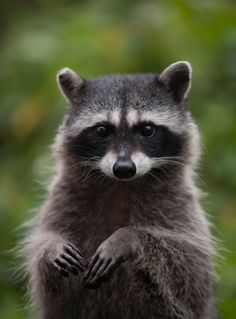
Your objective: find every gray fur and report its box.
[20,62,216,319]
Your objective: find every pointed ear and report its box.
[159,61,192,103]
[57,67,85,104]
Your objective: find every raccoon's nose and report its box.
[113,160,136,179]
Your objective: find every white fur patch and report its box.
[67,109,121,136]
[99,150,154,179]
[131,151,154,177]
[98,151,117,177]
[99,150,165,179]
[109,109,121,126]
[140,111,183,133]
[68,112,108,135]
[126,109,183,133]
[126,109,139,127]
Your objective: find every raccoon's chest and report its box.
[104,189,131,231]
[91,186,132,235]
[74,185,137,255]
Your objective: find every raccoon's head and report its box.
[55,62,200,182]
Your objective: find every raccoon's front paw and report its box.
[83,230,133,287]
[83,245,120,287]
[52,243,86,277]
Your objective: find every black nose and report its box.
[113,160,136,179]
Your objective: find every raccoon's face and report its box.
[56,62,199,181]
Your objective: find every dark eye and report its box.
[140,125,155,137]
[95,125,109,138]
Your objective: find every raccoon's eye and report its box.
[95,125,109,138]
[140,125,155,137]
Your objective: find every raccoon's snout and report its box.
[113,160,136,179]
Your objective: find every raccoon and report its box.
[21,61,216,319]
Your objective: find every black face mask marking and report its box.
[66,120,184,172]
[135,124,184,159]
[67,123,115,161]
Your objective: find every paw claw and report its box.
[68,243,82,256]
[64,246,84,265]
[84,254,113,286]
[53,242,86,276]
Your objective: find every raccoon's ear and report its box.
[57,67,85,105]
[159,61,192,103]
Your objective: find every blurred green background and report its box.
[0,0,236,318]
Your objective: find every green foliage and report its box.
[0,1,236,318]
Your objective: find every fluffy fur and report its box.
[20,62,217,319]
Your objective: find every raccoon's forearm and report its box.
[24,230,65,263]
[133,228,213,318]
[25,231,65,278]
[24,230,80,294]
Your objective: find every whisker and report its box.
[147,171,162,184]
